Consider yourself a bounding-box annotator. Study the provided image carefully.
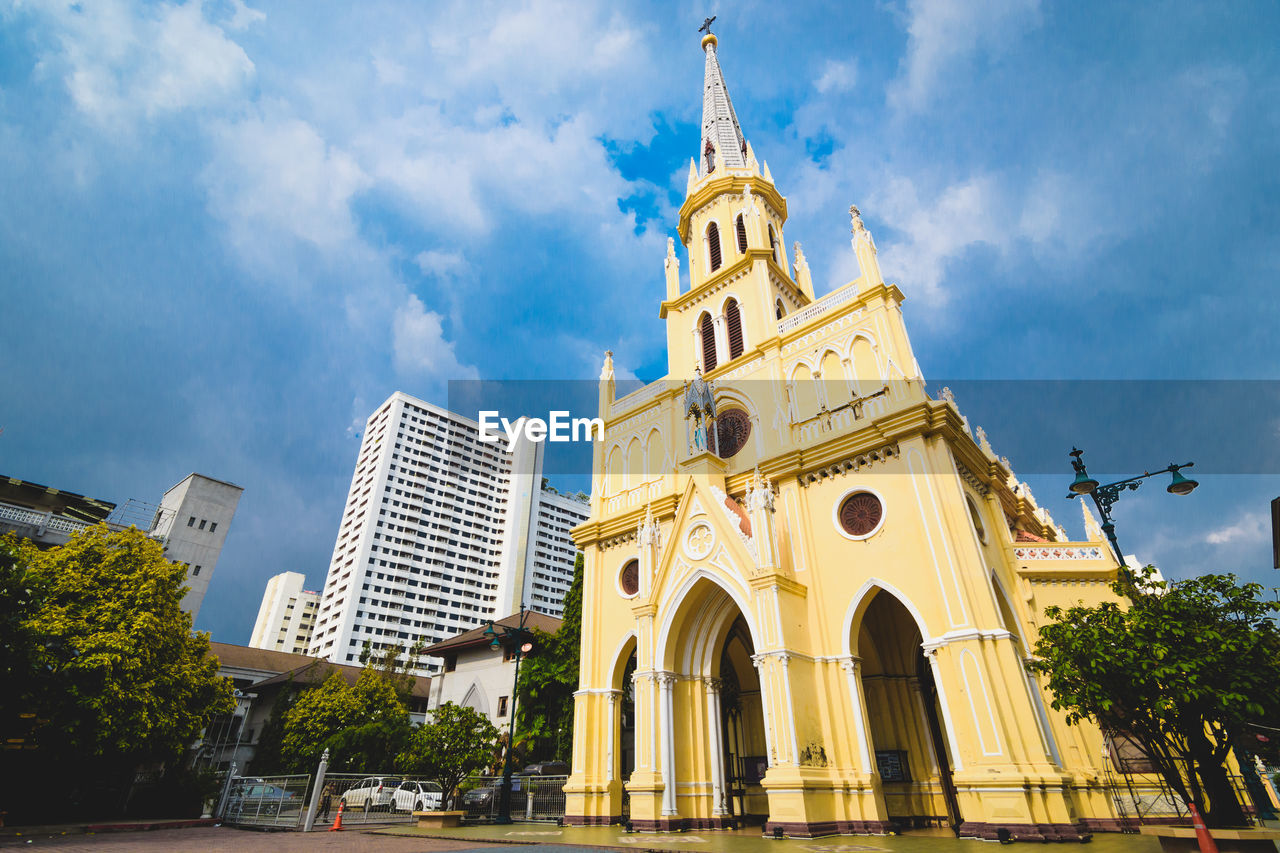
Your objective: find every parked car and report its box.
[227,782,300,818]
[461,782,496,815]
[520,761,569,776]
[340,776,401,810]
[391,780,443,812]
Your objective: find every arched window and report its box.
[707,222,722,272]
[775,298,786,320]
[735,214,748,254]
[725,298,744,360]
[768,224,779,263]
[699,311,717,372]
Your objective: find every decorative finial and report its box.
[698,15,716,35]
[850,204,865,233]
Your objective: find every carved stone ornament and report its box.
[683,521,715,561]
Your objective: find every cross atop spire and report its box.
[699,29,747,176]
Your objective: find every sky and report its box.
[1,0,1278,645]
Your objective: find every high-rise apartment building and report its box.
[248,571,319,655]
[307,391,587,673]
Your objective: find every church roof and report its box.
[699,34,748,174]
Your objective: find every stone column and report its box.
[657,672,679,816]
[706,678,727,816]
[839,657,874,773]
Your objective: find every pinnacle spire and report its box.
[699,32,748,176]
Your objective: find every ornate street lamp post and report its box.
[483,606,534,825]
[1066,447,1198,591]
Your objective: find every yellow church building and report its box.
[564,32,1133,841]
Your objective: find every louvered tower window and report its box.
[735,215,748,254]
[726,299,744,360]
[768,224,779,263]
[700,312,718,372]
[707,222,723,272]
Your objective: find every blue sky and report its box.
[2,1,1278,644]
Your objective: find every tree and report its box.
[280,668,411,772]
[514,552,582,761]
[398,702,499,809]
[1,527,234,817]
[1028,567,1280,828]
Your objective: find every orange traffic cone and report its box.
[328,801,345,832]
[1187,801,1219,853]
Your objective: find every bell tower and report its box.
[660,30,813,379]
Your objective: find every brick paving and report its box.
[0,825,501,851]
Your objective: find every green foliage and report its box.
[4,527,233,765]
[1028,567,1280,828]
[398,701,499,809]
[515,552,583,761]
[280,668,411,772]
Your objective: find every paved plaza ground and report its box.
[0,823,1176,853]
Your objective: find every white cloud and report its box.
[203,114,370,262]
[392,295,477,380]
[871,173,1008,303]
[1205,512,1268,546]
[44,0,258,127]
[815,60,857,95]
[414,250,468,279]
[889,0,1041,112]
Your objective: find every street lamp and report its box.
[1066,447,1198,589]
[483,605,534,825]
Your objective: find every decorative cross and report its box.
[699,16,716,35]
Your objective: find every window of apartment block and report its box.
[209,522,218,533]
[497,696,509,717]
[198,519,207,530]
[187,516,195,527]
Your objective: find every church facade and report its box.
[563,32,1128,841]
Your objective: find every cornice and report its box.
[677,175,788,243]
[659,251,796,319]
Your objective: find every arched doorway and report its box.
[654,576,768,830]
[718,616,767,825]
[857,590,961,833]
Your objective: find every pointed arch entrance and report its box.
[647,575,769,830]
[854,589,962,833]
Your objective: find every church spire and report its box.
[698,30,748,176]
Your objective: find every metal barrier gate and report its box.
[460,775,568,822]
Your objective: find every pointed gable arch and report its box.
[460,680,489,717]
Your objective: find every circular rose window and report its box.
[619,559,639,597]
[838,492,884,538]
[715,408,751,458]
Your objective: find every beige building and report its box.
[249,571,320,655]
[564,32,1137,840]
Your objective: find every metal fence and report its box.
[310,772,419,829]
[220,774,313,828]
[460,775,568,822]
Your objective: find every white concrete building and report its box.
[147,473,243,619]
[0,471,241,620]
[422,610,562,731]
[248,571,320,655]
[307,391,588,674]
